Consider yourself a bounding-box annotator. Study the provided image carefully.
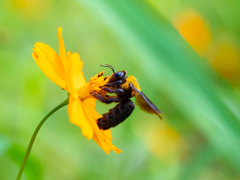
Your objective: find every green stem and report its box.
[16,98,69,180]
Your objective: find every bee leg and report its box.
[92,92,121,104]
[104,79,126,87]
[101,88,125,96]
[104,81,121,87]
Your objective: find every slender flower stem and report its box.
[16,98,69,180]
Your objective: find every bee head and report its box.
[100,64,127,83]
[112,71,126,81]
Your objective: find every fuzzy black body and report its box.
[93,85,135,130]
[97,99,135,130]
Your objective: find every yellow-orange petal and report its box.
[83,97,96,109]
[81,101,108,141]
[85,103,113,141]
[93,135,122,154]
[66,51,86,95]
[68,95,93,139]
[92,134,109,154]
[102,129,113,141]
[57,27,67,71]
[66,51,76,95]
[82,101,122,154]
[32,43,66,89]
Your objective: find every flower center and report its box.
[78,71,109,100]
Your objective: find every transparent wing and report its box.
[130,84,162,119]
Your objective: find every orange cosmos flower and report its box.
[32,27,122,154]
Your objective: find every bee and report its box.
[92,64,162,130]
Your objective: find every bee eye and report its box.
[114,71,125,80]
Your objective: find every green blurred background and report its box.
[1,0,240,179]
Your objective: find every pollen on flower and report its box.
[89,71,109,95]
[77,71,109,101]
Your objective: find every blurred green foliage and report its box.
[1,0,240,180]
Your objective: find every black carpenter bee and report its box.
[92,64,162,130]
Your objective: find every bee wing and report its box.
[130,84,162,120]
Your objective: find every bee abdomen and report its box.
[97,99,135,130]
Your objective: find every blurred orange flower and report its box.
[133,119,187,163]
[10,0,51,20]
[173,10,212,55]
[32,27,121,154]
[173,10,240,85]
[209,40,240,84]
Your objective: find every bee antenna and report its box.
[100,64,115,73]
